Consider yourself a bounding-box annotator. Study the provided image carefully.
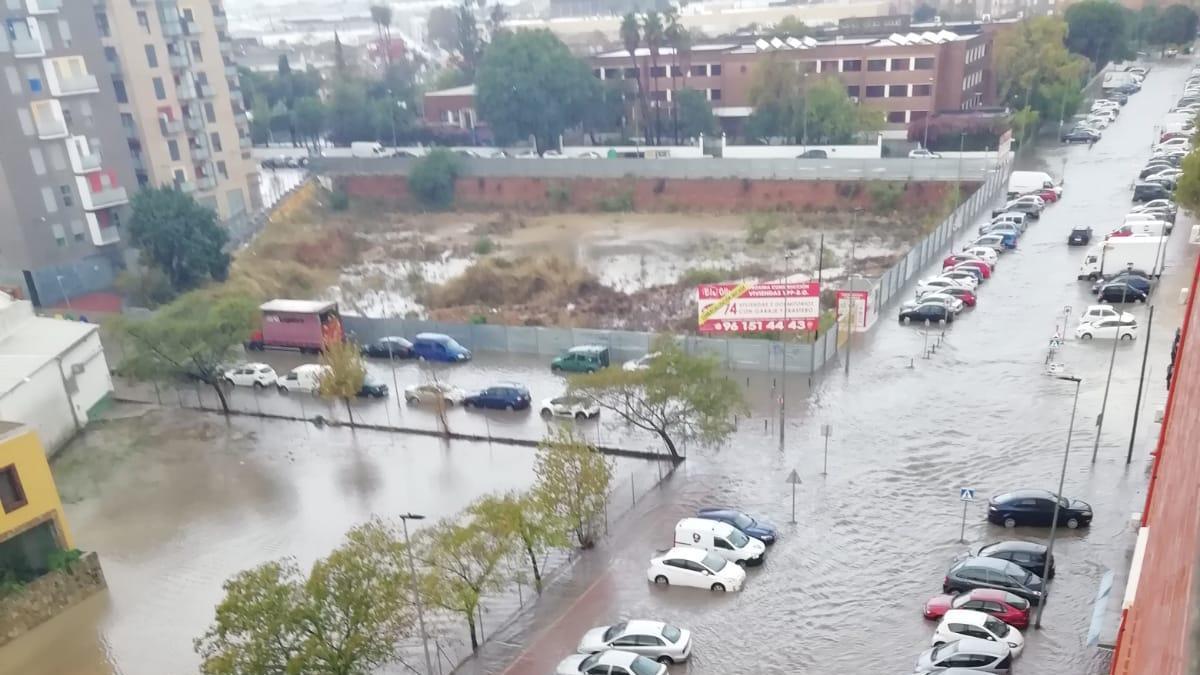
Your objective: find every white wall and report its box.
[722,144,883,159]
[0,362,75,456]
[59,332,112,425]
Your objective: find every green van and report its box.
[550,345,610,373]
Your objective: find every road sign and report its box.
[785,468,802,484]
[960,487,976,502]
[820,424,832,437]
[958,487,975,543]
[786,468,801,524]
[697,282,820,333]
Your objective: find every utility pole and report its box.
[1035,376,1082,629]
[844,209,861,376]
[923,76,935,150]
[1126,305,1155,464]
[1093,264,1132,463]
[780,250,793,453]
[400,513,435,675]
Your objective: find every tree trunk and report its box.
[466,613,479,650]
[657,429,681,460]
[525,543,543,593]
[670,54,679,144]
[638,57,652,143]
[650,52,661,145]
[344,398,354,427]
[211,381,231,416]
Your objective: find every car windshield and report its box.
[661,624,682,642]
[630,656,663,675]
[731,512,754,529]
[985,616,1010,637]
[257,367,272,373]
[727,528,750,547]
[602,622,627,642]
[1005,593,1030,610]
[701,552,727,572]
[445,337,464,350]
[578,654,602,670]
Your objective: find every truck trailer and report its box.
[245,299,344,353]
[1077,237,1169,280]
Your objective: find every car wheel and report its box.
[654,575,668,585]
[506,403,515,411]
[1120,333,1134,341]
[1080,333,1093,340]
[735,559,746,567]
[710,583,726,592]
[406,396,417,404]
[575,411,587,420]
[1066,517,1080,529]
[550,365,561,373]
[540,408,553,418]
[253,381,265,389]
[1003,517,1017,528]
[223,377,235,386]
[278,386,288,394]
[902,316,911,324]
[656,656,674,665]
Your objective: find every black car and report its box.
[357,376,389,398]
[1139,164,1176,180]
[977,541,1055,578]
[987,489,1093,529]
[1091,272,1151,294]
[1061,128,1101,143]
[1099,281,1149,303]
[944,556,1045,605]
[899,303,953,324]
[1068,227,1092,246]
[797,149,828,158]
[1133,182,1173,202]
[361,336,415,359]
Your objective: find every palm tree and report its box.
[370,4,394,65]
[664,9,689,144]
[620,13,650,143]
[643,11,665,145]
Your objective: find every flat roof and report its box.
[259,299,337,314]
[0,316,97,398]
[425,84,476,97]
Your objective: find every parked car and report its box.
[404,383,466,406]
[1075,318,1137,341]
[622,352,660,372]
[916,277,972,295]
[945,260,991,280]
[939,270,981,290]
[904,293,965,315]
[1078,304,1134,325]
[463,383,532,410]
[900,303,953,325]
[646,546,746,592]
[551,345,610,373]
[1090,271,1151,295]
[1133,182,1173,202]
[987,489,1093,529]
[1068,226,1093,246]
[969,235,1008,253]
[922,588,1032,629]
[944,557,1045,604]
[944,254,994,270]
[361,336,414,359]
[924,285,977,307]
[276,364,328,394]
[540,395,600,419]
[223,363,278,388]
[576,621,692,664]
[356,375,389,398]
[932,609,1025,657]
[673,517,766,566]
[797,149,827,158]
[695,507,779,544]
[1099,281,1149,303]
[909,148,942,159]
[412,333,472,362]
[554,650,667,675]
[1062,127,1101,143]
[962,247,999,265]
[976,541,1055,579]
[914,636,1013,674]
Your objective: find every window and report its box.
[183,8,195,21]
[915,57,935,70]
[59,184,72,207]
[29,147,45,175]
[843,59,862,72]
[913,83,932,96]
[591,68,601,78]
[867,59,886,72]
[50,223,66,246]
[23,63,41,93]
[846,85,860,97]
[865,85,885,98]
[623,67,638,78]
[168,139,180,161]
[911,110,928,121]
[95,12,110,38]
[48,145,65,171]
[710,64,721,75]
[145,44,158,68]
[714,538,732,550]
[649,65,666,77]
[204,102,216,123]
[891,58,910,71]
[41,186,57,213]
[136,10,150,32]
[670,65,682,77]
[601,67,618,79]
[0,465,26,513]
[887,110,907,123]
[112,77,128,103]
[17,108,33,136]
[649,90,666,101]
[5,66,20,95]
[820,60,838,72]
[689,64,707,76]
[104,46,118,63]
[210,131,222,152]
[153,76,165,100]
[217,160,228,178]
[709,88,721,101]
[190,40,202,60]
[70,219,85,242]
[57,18,71,46]
[889,84,908,97]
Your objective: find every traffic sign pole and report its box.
[821,424,832,475]
[959,501,969,543]
[786,469,802,524]
[958,487,975,543]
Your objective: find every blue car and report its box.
[412,333,472,363]
[463,383,531,411]
[695,508,778,545]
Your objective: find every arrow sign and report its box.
[786,468,801,524]
[959,487,975,502]
[786,469,802,485]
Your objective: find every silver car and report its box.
[577,620,692,665]
[556,649,667,675]
[914,636,1013,674]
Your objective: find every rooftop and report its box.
[425,84,476,98]
[595,28,973,60]
[259,299,338,314]
[0,312,97,398]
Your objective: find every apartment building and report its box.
[0,0,137,307]
[98,0,259,220]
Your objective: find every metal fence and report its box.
[342,316,841,375]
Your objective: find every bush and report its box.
[866,182,904,214]
[745,213,780,245]
[47,548,82,573]
[115,266,176,309]
[329,189,350,211]
[409,149,462,209]
[473,236,495,255]
[546,183,572,209]
[596,189,634,212]
[678,267,734,285]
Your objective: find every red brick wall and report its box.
[341,174,969,212]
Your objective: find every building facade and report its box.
[0,0,137,307]
[99,0,259,220]
[0,420,75,565]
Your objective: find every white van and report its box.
[1113,220,1169,237]
[277,364,329,393]
[350,141,386,158]
[1007,171,1060,199]
[1124,213,1173,232]
[673,518,766,566]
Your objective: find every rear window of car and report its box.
[630,656,663,675]
[661,624,681,642]
[1004,593,1029,609]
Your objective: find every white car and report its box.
[969,234,1007,252]
[555,649,667,675]
[909,148,942,159]
[1078,304,1134,325]
[404,383,466,406]
[1005,195,1044,211]
[223,363,278,388]
[905,293,965,314]
[1155,137,1191,152]
[916,277,971,295]
[1076,318,1137,341]
[646,546,746,592]
[276,364,328,394]
[1089,108,1118,122]
[540,395,600,419]
[576,620,692,664]
[622,352,660,372]
[938,270,980,290]
[962,247,999,265]
[1085,116,1111,130]
[932,609,1025,657]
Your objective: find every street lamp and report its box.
[844,208,862,377]
[1092,263,1133,463]
[399,512,435,675]
[779,250,794,453]
[1034,374,1082,629]
[922,76,935,150]
[801,72,810,150]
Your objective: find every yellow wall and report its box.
[0,428,73,549]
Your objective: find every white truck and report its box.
[350,141,386,158]
[1077,236,1168,280]
[1007,170,1060,199]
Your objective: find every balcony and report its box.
[162,20,182,37]
[66,136,102,174]
[12,21,45,58]
[239,136,251,149]
[76,174,129,211]
[85,212,120,246]
[185,116,205,131]
[198,83,214,98]
[182,19,197,34]
[26,0,61,15]
[213,14,228,30]
[224,63,238,78]
[169,53,190,70]
[219,41,232,55]
[227,77,240,92]
[192,146,211,161]
[44,59,101,96]
[160,118,183,135]
[196,175,216,191]
[177,85,197,101]
[31,101,67,139]
[176,180,196,193]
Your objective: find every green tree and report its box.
[294,96,326,150]
[317,339,366,425]
[570,337,748,460]
[334,31,348,75]
[469,492,567,593]
[428,6,458,48]
[664,7,688,143]
[117,292,257,414]
[456,0,484,78]
[250,98,272,144]
[419,517,511,651]
[370,4,395,64]
[1064,0,1130,68]
[643,11,665,144]
[476,29,600,153]
[772,15,812,36]
[676,88,717,139]
[581,80,627,143]
[805,76,882,143]
[994,17,1089,139]
[621,13,650,142]
[409,149,462,209]
[1150,4,1199,49]
[913,4,937,22]
[128,187,229,292]
[531,428,613,549]
[328,80,377,145]
[1174,149,1200,213]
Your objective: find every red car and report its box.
[943,254,994,270]
[1025,188,1059,203]
[944,259,992,280]
[922,588,1032,629]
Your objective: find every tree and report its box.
[476,29,600,153]
[487,3,508,38]
[746,64,878,144]
[277,54,292,78]
[643,11,665,144]
[676,88,717,139]
[370,4,394,64]
[1174,149,1200,213]
[1150,4,1199,49]
[418,517,511,651]
[772,14,812,37]
[317,339,366,425]
[570,337,748,460]
[621,13,650,142]
[294,96,326,150]
[469,492,566,593]
[456,0,484,78]
[117,292,257,415]
[805,76,882,144]
[409,149,461,209]
[664,8,690,143]
[128,187,229,292]
[994,17,1089,139]
[1064,0,1130,69]
[428,6,458,48]
[328,80,375,145]
[913,4,937,22]
[334,31,347,75]
[531,428,613,549]
[194,522,415,675]
[250,99,272,144]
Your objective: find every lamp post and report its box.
[1092,262,1132,463]
[922,76,935,150]
[779,250,793,453]
[399,513,435,675]
[844,208,862,377]
[801,72,810,151]
[1034,374,1082,629]
[1127,305,1155,464]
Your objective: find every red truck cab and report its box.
[246,299,343,353]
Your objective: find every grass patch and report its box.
[425,255,597,309]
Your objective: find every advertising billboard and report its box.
[835,290,870,333]
[696,281,821,333]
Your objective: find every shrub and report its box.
[409,149,462,209]
[328,189,349,211]
[596,189,634,212]
[678,267,734,285]
[115,266,176,309]
[47,548,83,573]
[867,182,904,214]
[546,183,572,209]
[473,236,495,255]
[745,213,779,245]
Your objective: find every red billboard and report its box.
[696,281,821,333]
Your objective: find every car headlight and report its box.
[1008,642,1019,648]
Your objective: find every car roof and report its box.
[568,344,608,353]
[980,540,1046,555]
[940,636,1009,656]
[964,588,1010,602]
[594,650,640,666]
[954,556,1025,573]
[676,517,735,534]
[943,609,999,626]
[621,620,667,635]
[995,488,1055,502]
[414,332,453,341]
[660,546,708,562]
[697,507,742,517]
[237,362,271,369]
